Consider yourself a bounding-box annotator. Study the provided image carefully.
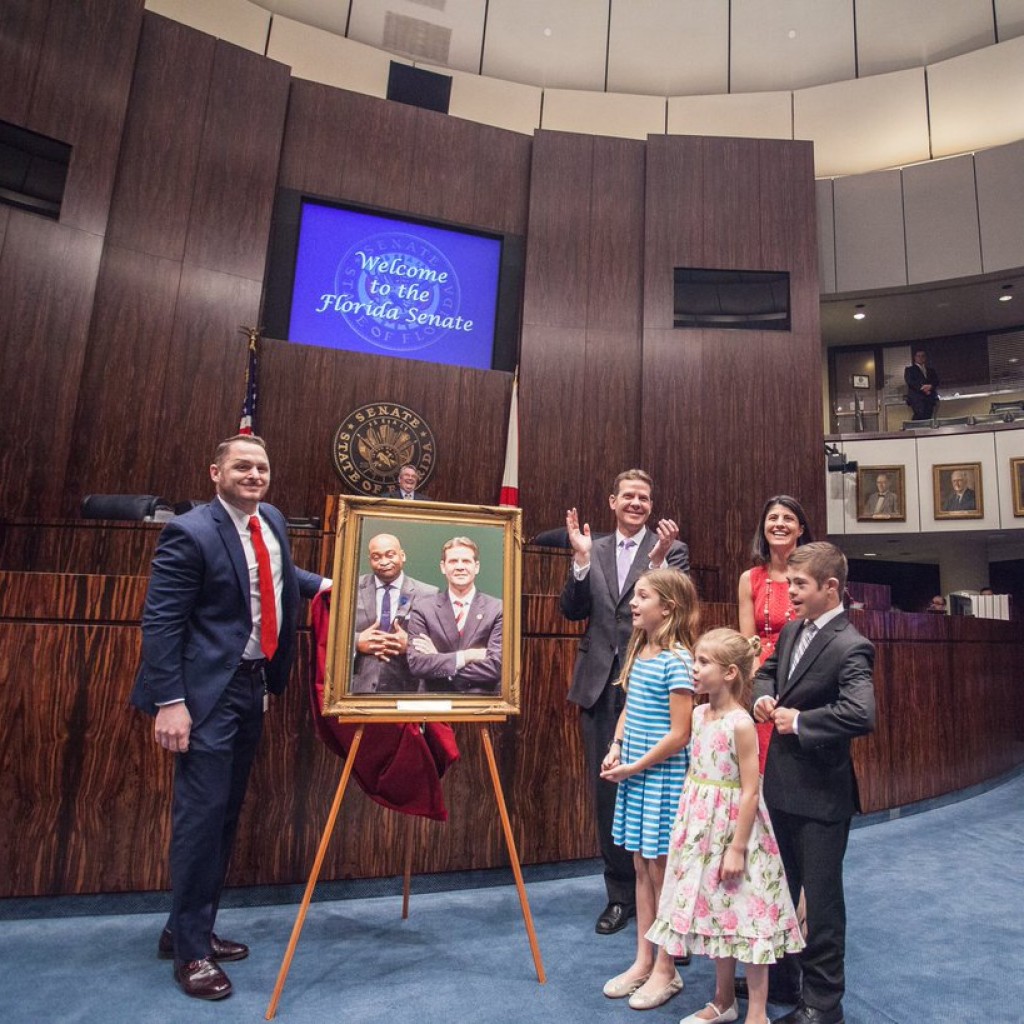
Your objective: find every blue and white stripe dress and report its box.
[611,645,694,859]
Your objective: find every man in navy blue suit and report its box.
[132,434,326,1000]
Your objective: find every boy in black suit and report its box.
[752,542,876,1024]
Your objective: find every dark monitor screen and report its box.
[673,267,791,331]
[263,194,521,372]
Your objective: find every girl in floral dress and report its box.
[647,629,804,1024]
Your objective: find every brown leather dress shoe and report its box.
[159,928,249,962]
[174,958,232,1000]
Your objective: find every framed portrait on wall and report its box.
[856,465,906,522]
[1012,458,1024,517]
[933,463,983,520]
[321,496,522,720]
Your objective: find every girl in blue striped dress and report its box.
[600,568,698,1011]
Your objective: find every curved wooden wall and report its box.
[0,530,1021,899]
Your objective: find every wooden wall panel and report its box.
[0,214,103,518]
[25,0,144,235]
[0,0,52,126]
[184,41,291,281]
[68,246,184,506]
[2,546,1021,897]
[104,14,215,260]
[641,136,823,601]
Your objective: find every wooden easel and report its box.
[264,720,546,1020]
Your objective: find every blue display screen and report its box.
[287,201,503,369]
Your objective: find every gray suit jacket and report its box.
[350,572,438,693]
[752,612,876,822]
[560,531,689,709]
[405,590,502,694]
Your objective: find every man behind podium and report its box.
[131,434,326,1001]
[385,463,432,501]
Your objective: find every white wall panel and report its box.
[833,170,907,292]
[794,69,929,177]
[730,0,854,92]
[994,429,1024,531]
[540,90,665,141]
[928,36,1024,157]
[915,433,1000,532]
[903,156,983,285]
[976,140,1024,273]
[830,437,923,534]
[480,0,608,91]
[146,0,270,53]
[856,0,995,77]
[607,0,728,96]
[266,16,397,96]
[430,66,541,136]
[256,0,350,37]
[666,92,791,141]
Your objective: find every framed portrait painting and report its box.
[1012,458,1024,517]
[933,463,983,520]
[322,496,522,720]
[856,465,906,522]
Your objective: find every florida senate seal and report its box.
[332,403,436,495]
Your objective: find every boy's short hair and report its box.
[611,469,653,495]
[788,541,847,592]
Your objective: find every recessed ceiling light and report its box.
[1000,284,1014,302]
[863,552,877,557]
[853,303,866,320]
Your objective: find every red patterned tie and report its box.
[248,515,278,660]
[453,600,467,634]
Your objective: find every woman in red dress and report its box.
[737,495,813,772]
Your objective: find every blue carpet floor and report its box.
[2,772,1021,1023]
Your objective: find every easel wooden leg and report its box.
[401,813,415,919]
[480,727,546,984]
[264,725,365,1020]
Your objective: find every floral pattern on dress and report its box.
[646,705,805,963]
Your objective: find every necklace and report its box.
[761,573,794,641]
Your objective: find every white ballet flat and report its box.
[603,970,650,998]
[679,999,739,1024]
[628,971,683,1009]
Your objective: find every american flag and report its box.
[238,326,259,435]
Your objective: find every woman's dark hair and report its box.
[751,495,813,564]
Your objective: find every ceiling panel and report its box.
[856,0,995,77]
[347,0,486,75]
[730,0,855,92]
[430,65,541,135]
[480,0,609,91]
[256,0,351,37]
[606,0,728,96]
[995,0,1024,40]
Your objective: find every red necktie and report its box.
[248,515,278,660]
[453,600,467,633]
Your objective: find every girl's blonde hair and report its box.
[616,569,700,688]
[695,627,761,706]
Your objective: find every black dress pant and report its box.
[167,666,265,962]
[579,673,635,907]
[769,806,852,1012]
